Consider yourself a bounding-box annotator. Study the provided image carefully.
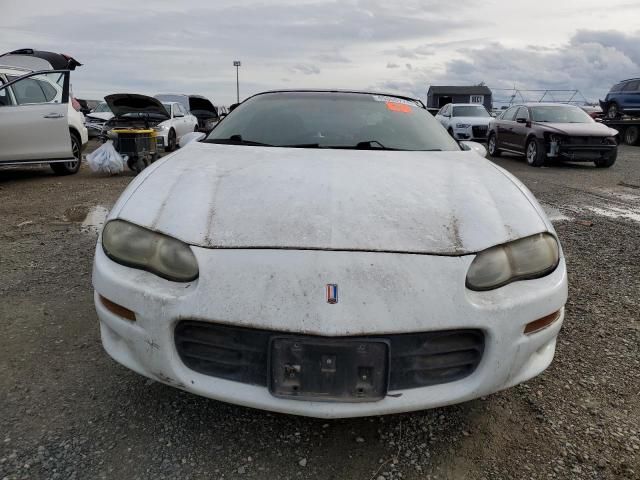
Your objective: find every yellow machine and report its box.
[110,128,159,173]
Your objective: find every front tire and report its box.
[526,138,546,167]
[165,129,177,152]
[51,133,81,175]
[594,148,617,168]
[606,102,620,119]
[487,133,501,156]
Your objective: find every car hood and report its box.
[104,94,170,119]
[189,96,217,117]
[111,143,549,254]
[451,116,491,125]
[534,121,617,137]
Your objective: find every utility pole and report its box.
[233,60,241,104]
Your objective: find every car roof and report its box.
[247,89,425,107]
[448,103,485,107]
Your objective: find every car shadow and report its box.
[489,153,598,169]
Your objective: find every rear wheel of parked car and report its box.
[594,149,617,168]
[487,133,501,156]
[624,126,639,145]
[525,138,545,167]
[50,133,81,175]
[165,129,176,152]
[605,102,620,119]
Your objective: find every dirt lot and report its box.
[1,142,639,480]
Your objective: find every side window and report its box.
[38,80,57,102]
[623,80,639,92]
[516,107,529,120]
[175,104,184,116]
[502,106,518,121]
[12,78,47,104]
[3,72,64,106]
[442,104,450,116]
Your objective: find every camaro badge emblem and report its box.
[326,284,338,304]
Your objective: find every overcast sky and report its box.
[2,0,639,105]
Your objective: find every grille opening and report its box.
[175,321,484,391]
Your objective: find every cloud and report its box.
[290,63,321,75]
[391,31,640,104]
[386,62,400,69]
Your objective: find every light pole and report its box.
[233,60,241,104]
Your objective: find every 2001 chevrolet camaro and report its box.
[93,90,568,418]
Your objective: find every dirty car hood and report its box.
[105,94,170,119]
[112,143,549,254]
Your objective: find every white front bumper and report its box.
[93,245,567,418]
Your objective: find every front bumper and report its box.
[452,125,488,142]
[93,245,567,418]
[548,142,616,160]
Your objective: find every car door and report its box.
[496,106,519,149]
[511,106,531,152]
[0,70,72,163]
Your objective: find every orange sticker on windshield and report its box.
[386,101,412,113]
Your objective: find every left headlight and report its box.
[102,220,199,282]
[466,233,559,291]
[456,123,471,128]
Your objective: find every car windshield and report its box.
[530,106,593,123]
[94,102,111,113]
[206,92,461,151]
[452,106,490,117]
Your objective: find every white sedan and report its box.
[93,90,567,418]
[157,101,198,151]
[435,103,492,142]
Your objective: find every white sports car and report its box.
[93,90,568,418]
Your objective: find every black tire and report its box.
[624,126,639,145]
[525,137,546,167]
[165,129,176,152]
[594,148,617,168]
[487,133,501,156]
[605,102,620,120]
[51,133,81,175]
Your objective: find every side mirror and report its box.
[175,112,184,118]
[459,141,488,158]
[178,131,206,148]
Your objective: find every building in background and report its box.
[427,85,493,111]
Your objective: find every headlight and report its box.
[466,233,559,291]
[102,220,199,282]
[456,123,471,128]
[154,125,169,131]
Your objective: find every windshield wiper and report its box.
[208,134,274,146]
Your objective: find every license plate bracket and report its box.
[269,337,388,402]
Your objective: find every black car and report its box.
[487,103,618,168]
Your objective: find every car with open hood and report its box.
[155,94,220,133]
[487,103,618,167]
[102,94,198,151]
[93,90,567,418]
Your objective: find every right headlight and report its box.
[466,233,559,291]
[102,220,199,282]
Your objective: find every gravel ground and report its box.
[1,142,639,480]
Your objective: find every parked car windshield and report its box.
[162,103,172,116]
[530,105,593,123]
[93,102,111,113]
[207,92,461,151]
[452,105,490,117]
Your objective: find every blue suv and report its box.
[600,78,640,119]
